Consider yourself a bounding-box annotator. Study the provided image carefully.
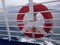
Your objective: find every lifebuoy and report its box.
[17,4,53,38]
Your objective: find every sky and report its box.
[0,0,54,8]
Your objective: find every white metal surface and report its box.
[1,0,11,41]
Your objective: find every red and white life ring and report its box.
[17,4,53,38]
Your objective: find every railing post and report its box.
[29,0,34,20]
[1,0,11,41]
[29,0,35,38]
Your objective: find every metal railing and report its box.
[0,0,60,44]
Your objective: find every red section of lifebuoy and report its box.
[17,4,53,38]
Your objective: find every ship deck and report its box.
[0,39,40,45]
